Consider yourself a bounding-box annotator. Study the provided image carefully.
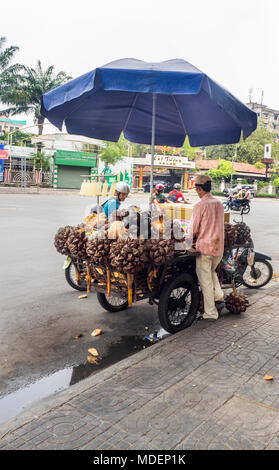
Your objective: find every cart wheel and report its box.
[97,292,129,312]
[158,273,200,334]
[65,261,87,291]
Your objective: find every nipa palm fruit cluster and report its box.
[146,238,175,266]
[224,223,237,248]
[66,224,87,260]
[224,222,251,248]
[109,238,149,273]
[234,222,251,245]
[54,225,74,255]
[86,230,110,266]
[54,207,186,271]
[225,289,249,314]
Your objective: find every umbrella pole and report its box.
[149,93,157,210]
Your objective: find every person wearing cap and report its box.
[102,181,130,219]
[191,175,224,320]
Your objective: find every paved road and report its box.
[0,192,278,414]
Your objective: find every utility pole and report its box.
[248,88,253,103]
[260,90,264,118]
[230,144,237,187]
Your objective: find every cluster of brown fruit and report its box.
[66,224,87,259]
[224,223,237,247]
[234,222,251,245]
[54,225,73,255]
[224,222,251,248]
[54,206,185,271]
[225,290,249,314]
[146,238,175,266]
[86,231,110,266]
[109,238,148,274]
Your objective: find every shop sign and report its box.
[0,149,8,159]
[55,149,97,167]
[264,144,272,158]
[139,154,195,169]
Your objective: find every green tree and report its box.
[0,37,22,95]
[0,128,36,146]
[254,161,265,169]
[236,122,279,164]
[0,60,71,135]
[31,150,51,170]
[100,134,127,172]
[205,121,279,165]
[181,136,200,160]
[205,143,235,161]
[206,159,234,182]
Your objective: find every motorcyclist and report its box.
[232,185,245,209]
[153,183,167,204]
[90,181,130,219]
[167,183,191,204]
[243,188,252,201]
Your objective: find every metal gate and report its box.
[57,165,90,189]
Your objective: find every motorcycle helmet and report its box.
[116,182,130,194]
[174,183,181,189]
[155,184,164,193]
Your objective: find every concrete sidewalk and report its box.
[1,280,279,450]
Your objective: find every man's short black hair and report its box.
[196,181,211,192]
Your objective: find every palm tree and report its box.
[0,36,22,95]
[0,60,71,135]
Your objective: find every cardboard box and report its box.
[158,203,230,223]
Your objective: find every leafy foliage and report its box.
[0,129,36,146]
[272,177,279,188]
[100,134,127,167]
[31,150,51,170]
[0,60,71,134]
[205,121,279,165]
[0,37,22,95]
[206,159,234,182]
[205,143,235,161]
[254,161,265,169]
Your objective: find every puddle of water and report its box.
[0,333,165,424]
[0,368,73,424]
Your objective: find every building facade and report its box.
[195,159,271,182]
[246,102,279,141]
[0,115,27,134]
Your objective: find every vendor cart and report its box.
[66,250,201,334]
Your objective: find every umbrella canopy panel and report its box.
[41,58,257,148]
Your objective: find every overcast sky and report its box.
[1,0,279,128]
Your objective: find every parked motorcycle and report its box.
[221,239,273,289]
[223,196,250,214]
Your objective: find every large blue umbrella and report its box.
[41,58,257,200]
